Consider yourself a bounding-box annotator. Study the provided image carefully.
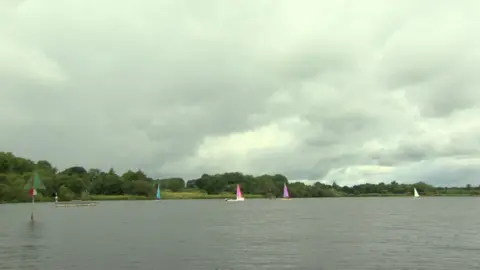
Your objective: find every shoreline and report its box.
[1,193,478,204]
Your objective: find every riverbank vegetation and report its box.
[0,152,479,202]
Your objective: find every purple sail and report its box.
[283,184,289,198]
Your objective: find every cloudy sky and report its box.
[1,0,479,186]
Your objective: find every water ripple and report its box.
[0,198,480,269]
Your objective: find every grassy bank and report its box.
[2,191,477,204]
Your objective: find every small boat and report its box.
[413,187,420,198]
[156,184,161,202]
[55,200,97,207]
[280,183,292,200]
[226,184,245,202]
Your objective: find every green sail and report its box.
[23,172,46,190]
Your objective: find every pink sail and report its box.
[283,183,289,198]
[236,184,243,199]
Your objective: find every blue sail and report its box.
[156,184,161,200]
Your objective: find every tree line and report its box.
[0,151,479,202]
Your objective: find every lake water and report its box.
[1,197,480,270]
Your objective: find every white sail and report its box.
[413,188,420,198]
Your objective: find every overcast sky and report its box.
[1,0,479,186]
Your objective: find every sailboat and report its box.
[23,172,45,221]
[156,184,161,201]
[281,183,291,200]
[413,187,420,198]
[226,184,245,202]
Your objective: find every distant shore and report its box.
[2,192,478,204]
[85,193,478,201]
[344,193,479,197]
[3,152,479,204]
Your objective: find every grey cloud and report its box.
[1,0,480,186]
[389,158,480,187]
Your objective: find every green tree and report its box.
[58,185,74,201]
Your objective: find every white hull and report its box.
[226,197,245,202]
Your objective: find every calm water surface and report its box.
[1,198,480,270]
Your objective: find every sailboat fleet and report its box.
[154,183,418,202]
[51,182,420,204]
[26,169,428,222]
[49,179,419,204]
[33,172,421,207]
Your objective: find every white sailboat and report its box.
[413,187,420,198]
[226,184,244,202]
